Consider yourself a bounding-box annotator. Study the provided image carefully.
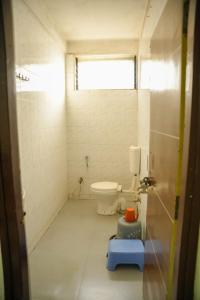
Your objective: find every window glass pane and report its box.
[77,59,135,90]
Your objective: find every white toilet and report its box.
[90,181,122,215]
[90,146,141,215]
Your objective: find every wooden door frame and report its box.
[174,0,200,299]
[0,0,199,299]
[0,0,30,299]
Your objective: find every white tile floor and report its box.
[30,199,143,300]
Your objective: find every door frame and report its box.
[0,0,30,299]
[0,0,199,299]
[174,0,200,299]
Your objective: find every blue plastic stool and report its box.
[107,239,144,272]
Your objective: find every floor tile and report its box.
[30,199,143,300]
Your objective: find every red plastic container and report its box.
[124,207,137,222]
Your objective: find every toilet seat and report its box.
[91,181,120,194]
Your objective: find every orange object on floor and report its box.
[124,207,137,222]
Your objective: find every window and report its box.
[75,57,136,90]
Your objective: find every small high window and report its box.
[75,57,136,90]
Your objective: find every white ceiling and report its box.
[43,0,148,41]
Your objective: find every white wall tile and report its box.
[66,59,138,198]
[13,0,68,252]
[137,39,151,238]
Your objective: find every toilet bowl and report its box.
[90,181,122,215]
[90,145,141,215]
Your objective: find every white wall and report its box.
[67,39,138,55]
[137,39,151,238]
[66,55,138,199]
[137,0,167,238]
[138,39,151,178]
[13,0,68,252]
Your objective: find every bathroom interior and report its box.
[10,0,193,299]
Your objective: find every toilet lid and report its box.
[91,181,118,193]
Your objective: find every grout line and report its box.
[29,198,68,255]
[146,227,167,292]
[150,130,179,140]
[75,206,98,300]
[153,188,175,224]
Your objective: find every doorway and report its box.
[0,0,200,299]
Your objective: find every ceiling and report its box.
[43,0,148,41]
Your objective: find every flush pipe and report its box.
[122,174,140,195]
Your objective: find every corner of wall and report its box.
[22,0,67,52]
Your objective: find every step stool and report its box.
[107,239,144,271]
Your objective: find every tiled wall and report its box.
[137,39,151,238]
[13,0,68,252]
[144,0,182,297]
[66,56,138,199]
[138,40,150,179]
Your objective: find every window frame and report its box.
[75,55,137,91]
